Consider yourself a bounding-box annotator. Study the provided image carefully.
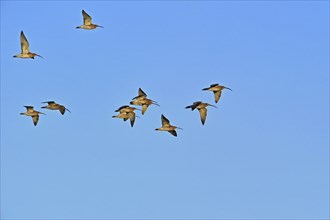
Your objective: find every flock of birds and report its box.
[15,10,232,137]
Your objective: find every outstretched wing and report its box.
[42,101,55,104]
[138,88,147,97]
[214,91,222,103]
[115,105,129,112]
[199,108,207,125]
[129,112,136,127]
[161,114,170,127]
[20,31,30,54]
[24,106,34,112]
[32,115,39,126]
[132,88,147,100]
[141,104,149,115]
[59,105,66,115]
[168,130,177,137]
[82,10,92,25]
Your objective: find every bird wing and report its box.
[116,105,129,112]
[210,83,219,87]
[129,112,136,127]
[32,115,39,126]
[24,106,34,112]
[138,88,147,97]
[192,101,202,110]
[168,130,177,137]
[82,10,92,25]
[186,101,201,110]
[199,107,207,125]
[161,114,170,127]
[59,105,66,115]
[141,104,149,115]
[20,31,30,54]
[42,101,55,104]
[214,91,222,103]
[132,88,147,100]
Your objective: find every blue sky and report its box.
[1,1,329,219]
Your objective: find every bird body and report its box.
[202,83,232,103]
[155,114,181,137]
[41,101,71,115]
[13,31,43,59]
[186,101,217,125]
[76,10,103,30]
[20,106,45,126]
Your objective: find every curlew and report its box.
[13,31,43,59]
[130,88,159,115]
[76,10,104,30]
[186,101,217,125]
[41,101,71,115]
[20,106,45,126]
[155,114,182,137]
[202,83,232,103]
[113,105,139,127]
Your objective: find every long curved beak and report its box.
[153,102,160,107]
[65,108,71,113]
[225,87,232,91]
[210,104,217,108]
[36,54,44,59]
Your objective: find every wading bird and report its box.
[155,114,182,137]
[186,101,217,125]
[130,88,159,115]
[202,83,232,103]
[13,31,43,59]
[76,10,104,30]
[20,106,45,126]
[41,101,71,115]
[113,105,139,127]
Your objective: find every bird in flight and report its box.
[186,101,217,125]
[155,114,182,137]
[113,105,140,127]
[76,10,104,30]
[13,31,43,59]
[130,88,159,115]
[41,101,71,115]
[20,106,46,126]
[202,83,232,103]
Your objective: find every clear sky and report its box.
[1,1,329,219]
